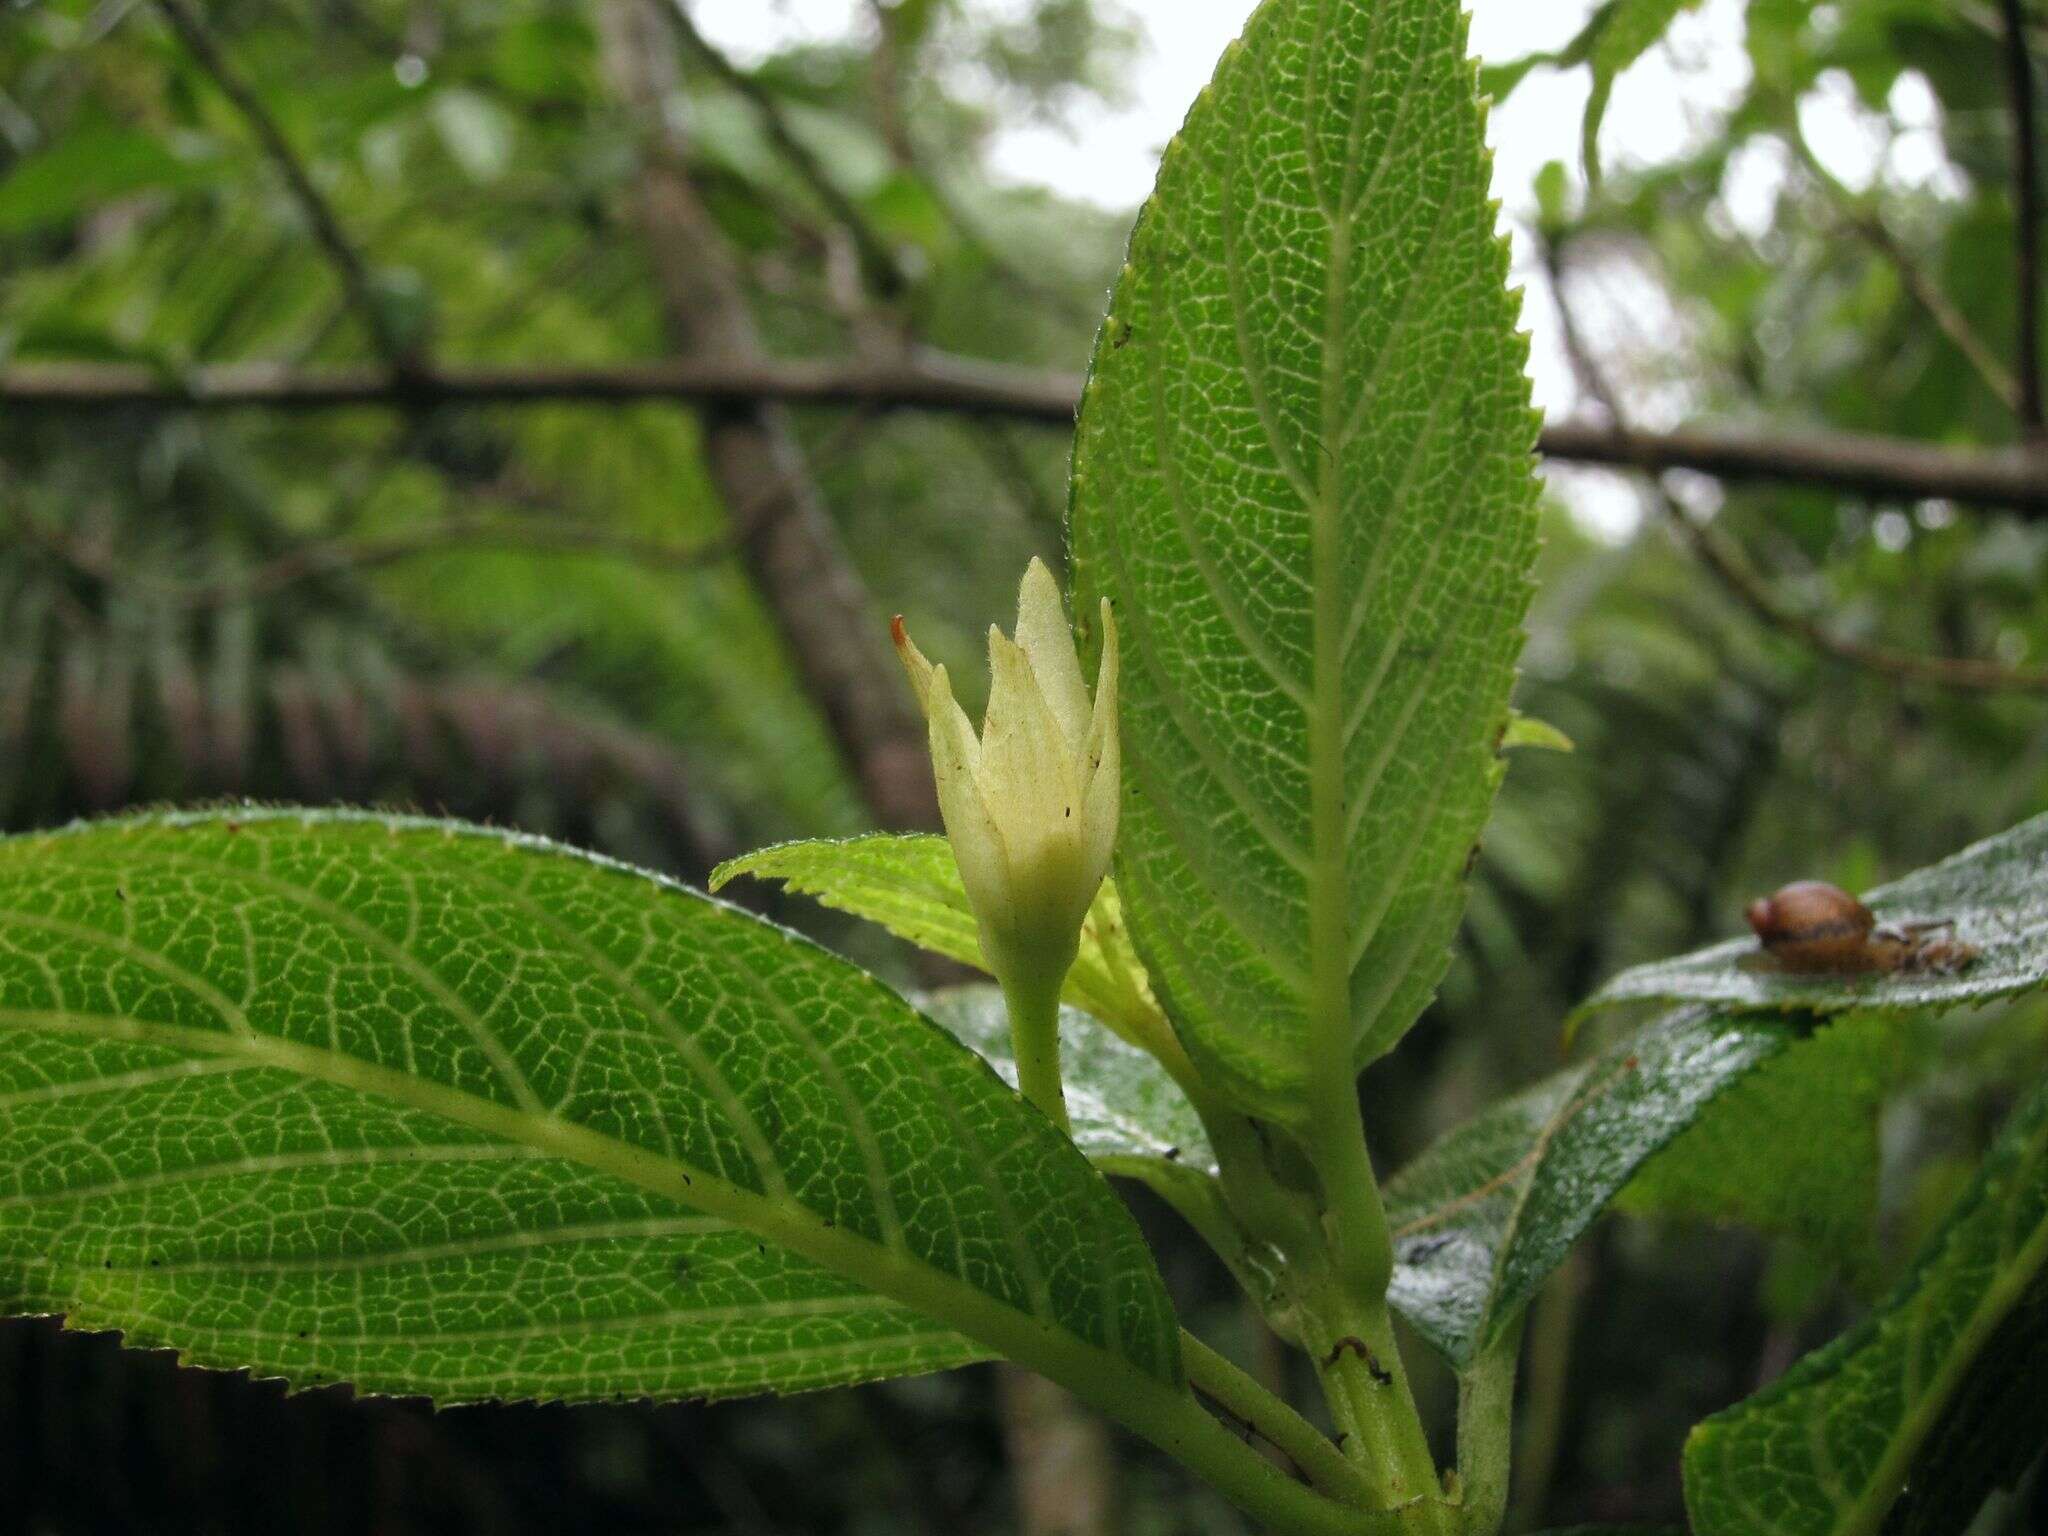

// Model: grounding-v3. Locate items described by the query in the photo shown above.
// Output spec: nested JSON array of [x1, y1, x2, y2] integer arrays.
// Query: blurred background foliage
[[1, 0, 2046, 1530]]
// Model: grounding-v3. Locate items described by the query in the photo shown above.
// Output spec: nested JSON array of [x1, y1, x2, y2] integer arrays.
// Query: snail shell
[[1745, 881, 1880, 973]]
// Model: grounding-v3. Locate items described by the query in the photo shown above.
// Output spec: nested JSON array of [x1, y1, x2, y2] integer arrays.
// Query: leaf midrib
[[1827, 1120, 2048, 1535], [0, 1000, 1148, 1394], [1688, 1111, 2048, 1536]]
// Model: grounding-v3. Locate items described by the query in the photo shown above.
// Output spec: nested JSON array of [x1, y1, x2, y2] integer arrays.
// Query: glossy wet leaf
[[920, 986, 1214, 1173], [1584, 810, 2048, 1020], [1620, 1014, 1922, 1260], [712, 835, 1164, 1048], [1384, 1009, 1789, 1365], [0, 811, 1180, 1403], [1068, 0, 1542, 1119], [1683, 1072, 2048, 1536]]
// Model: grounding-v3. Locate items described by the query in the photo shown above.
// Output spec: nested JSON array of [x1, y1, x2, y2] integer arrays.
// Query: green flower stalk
[[892, 559, 1119, 1133]]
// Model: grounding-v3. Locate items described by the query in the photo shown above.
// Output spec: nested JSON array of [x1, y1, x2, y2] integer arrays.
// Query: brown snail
[[1744, 880, 1978, 975]]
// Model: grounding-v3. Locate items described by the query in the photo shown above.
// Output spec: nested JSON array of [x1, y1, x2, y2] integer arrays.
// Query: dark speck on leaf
[[1163, 1146, 1181, 1161]]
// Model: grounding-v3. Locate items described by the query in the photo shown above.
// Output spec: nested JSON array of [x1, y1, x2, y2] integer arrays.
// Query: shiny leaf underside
[[1384, 1008, 1788, 1365]]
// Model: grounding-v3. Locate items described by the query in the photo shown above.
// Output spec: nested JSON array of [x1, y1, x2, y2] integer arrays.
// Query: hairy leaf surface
[[1068, 0, 1541, 1118], [1384, 1009, 1788, 1364], [0, 811, 1180, 1403], [1586, 810, 2048, 1018], [1683, 1073, 2048, 1536]]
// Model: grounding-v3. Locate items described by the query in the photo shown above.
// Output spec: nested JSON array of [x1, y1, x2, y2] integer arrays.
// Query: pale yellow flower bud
[[892, 560, 1119, 1128]]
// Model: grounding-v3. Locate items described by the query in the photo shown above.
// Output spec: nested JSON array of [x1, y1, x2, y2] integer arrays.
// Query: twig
[[1787, 122, 2021, 413], [662, 1, 909, 301], [7, 356, 2048, 512], [1672, 510, 2048, 691], [33, 405, 878, 612], [1545, 238, 2048, 694], [151, 0, 415, 372], [2003, 0, 2044, 437]]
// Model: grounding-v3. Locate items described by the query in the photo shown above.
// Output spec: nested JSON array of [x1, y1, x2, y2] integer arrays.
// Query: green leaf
[[1683, 1073, 2048, 1536], [1501, 711, 1575, 753], [1383, 1009, 1789, 1364], [1583, 810, 2048, 1020], [0, 810, 1180, 1404], [1620, 1014, 1922, 1260], [1067, 0, 1542, 1120], [712, 835, 1166, 1052], [0, 125, 226, 235], [920, 985, 1214, 1173]]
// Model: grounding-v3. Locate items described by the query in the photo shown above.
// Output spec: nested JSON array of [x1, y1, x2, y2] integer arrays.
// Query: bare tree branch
[[1545, 238, 2048, 695], [2004, 0, 2045, 437], [1536, 420, 2048, 512], [662, 0, 910, 303], [150, 0, 414, 372], [1673, 503, 2048, 692], [36, 410, 880, 611], [8, 355, 2047, 512]]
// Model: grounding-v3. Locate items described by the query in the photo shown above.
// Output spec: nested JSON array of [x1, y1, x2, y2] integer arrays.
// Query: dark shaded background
[[3, 0, 2047, 1528]]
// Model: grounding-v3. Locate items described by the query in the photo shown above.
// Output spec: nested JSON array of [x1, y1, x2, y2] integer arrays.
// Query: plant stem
[[1454, 1320, 1524, 1536], [1097, 1374, 1420, 1536], [1306, 1092, 1398, 1302], [1182, 1331, 1376, 1506], [1000, 966, 1072, 1134], [1509, 1252, 1586, 1531], [1301, 1294, 1448, 1529]]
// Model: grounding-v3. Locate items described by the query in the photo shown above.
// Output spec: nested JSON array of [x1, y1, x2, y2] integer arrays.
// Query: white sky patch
[[1799, 69, 1888, 191]]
